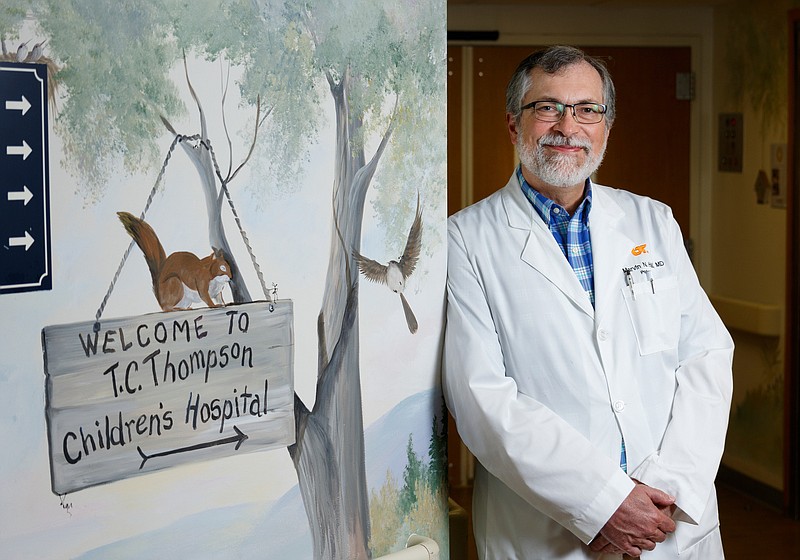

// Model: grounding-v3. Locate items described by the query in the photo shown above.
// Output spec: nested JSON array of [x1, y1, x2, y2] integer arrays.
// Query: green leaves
[[37, 0, 183, 195], [6, 0, 445, 218]]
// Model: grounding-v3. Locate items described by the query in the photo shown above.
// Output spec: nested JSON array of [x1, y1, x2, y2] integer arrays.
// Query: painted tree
[[399, 434, 427, 517], [427, 399, 448, 491], [2, 0, 445, 558]]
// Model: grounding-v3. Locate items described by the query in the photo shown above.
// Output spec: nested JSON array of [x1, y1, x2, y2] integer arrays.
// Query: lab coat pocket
[[621, 275, 680, 355]]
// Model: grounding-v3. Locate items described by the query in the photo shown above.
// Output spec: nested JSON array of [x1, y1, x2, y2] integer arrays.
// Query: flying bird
[[354, 194, 423, 334]]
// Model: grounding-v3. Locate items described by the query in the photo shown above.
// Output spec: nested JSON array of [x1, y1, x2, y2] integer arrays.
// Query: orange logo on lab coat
[[631, 244, 648, 256]]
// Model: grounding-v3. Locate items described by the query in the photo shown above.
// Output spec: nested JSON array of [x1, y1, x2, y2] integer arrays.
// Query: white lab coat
[[444, 174, 733, 559]]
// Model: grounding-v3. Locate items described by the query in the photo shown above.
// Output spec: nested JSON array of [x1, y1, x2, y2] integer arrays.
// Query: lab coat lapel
[[590, 186, 635, 323], [501, 177, 595, 317]]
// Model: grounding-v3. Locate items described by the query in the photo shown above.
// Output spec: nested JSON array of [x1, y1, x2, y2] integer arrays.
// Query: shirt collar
[[517, 166, 592, 226]]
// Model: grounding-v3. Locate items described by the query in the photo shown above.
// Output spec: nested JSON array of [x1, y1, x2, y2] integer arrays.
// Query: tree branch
[[350, 95, 398, 210], [160, 114, 177, 135], [229, 94, 272, 183], [220, 59, 234, 181], [183, 51, 208, 140]]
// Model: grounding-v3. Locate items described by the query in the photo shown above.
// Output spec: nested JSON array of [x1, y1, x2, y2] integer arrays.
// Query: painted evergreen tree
[[399, 434, 428, 517], [427, 398, 447, 491]]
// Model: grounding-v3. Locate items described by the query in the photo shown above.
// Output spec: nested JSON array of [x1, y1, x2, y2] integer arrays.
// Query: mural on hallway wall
[[723, 334, 784, 489], [0, 1, 448, 558], [717, 0, 788, 491]]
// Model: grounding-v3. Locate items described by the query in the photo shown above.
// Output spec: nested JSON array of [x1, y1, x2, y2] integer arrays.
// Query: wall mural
[[0, 1, 448, 558], [718, 0, 788, 491]]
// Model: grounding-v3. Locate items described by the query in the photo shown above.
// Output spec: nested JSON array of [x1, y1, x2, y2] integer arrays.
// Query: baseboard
[[717, 464, 784, 510]]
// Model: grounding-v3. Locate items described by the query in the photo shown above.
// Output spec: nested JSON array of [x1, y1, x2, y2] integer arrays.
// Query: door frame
[[784, 9, 800, 519]]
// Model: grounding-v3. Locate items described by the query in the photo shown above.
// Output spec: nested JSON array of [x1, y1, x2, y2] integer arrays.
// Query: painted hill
[[76, 388, 443, 559]]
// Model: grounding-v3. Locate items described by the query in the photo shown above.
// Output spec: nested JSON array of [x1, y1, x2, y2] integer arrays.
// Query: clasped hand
[[588, 482, 676, 557]]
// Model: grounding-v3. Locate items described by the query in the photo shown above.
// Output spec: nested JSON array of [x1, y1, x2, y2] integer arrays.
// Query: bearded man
[[443, 45, 733, 559]]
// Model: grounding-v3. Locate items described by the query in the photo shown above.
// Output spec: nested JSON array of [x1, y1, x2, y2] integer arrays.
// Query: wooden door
[[450, 45, 692, 236], [586, 46, 691, 235]]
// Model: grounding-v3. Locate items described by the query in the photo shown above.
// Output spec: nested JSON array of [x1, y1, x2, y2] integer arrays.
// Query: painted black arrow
[[136, 425, 248, 470]]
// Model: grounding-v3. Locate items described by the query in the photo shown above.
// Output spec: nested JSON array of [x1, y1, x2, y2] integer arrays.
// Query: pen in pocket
[[624, 269, 635, 299], [641, 269, 655, 294]]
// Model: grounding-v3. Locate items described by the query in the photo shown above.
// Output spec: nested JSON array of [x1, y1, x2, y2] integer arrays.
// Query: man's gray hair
[[506, 45, 616, 129]]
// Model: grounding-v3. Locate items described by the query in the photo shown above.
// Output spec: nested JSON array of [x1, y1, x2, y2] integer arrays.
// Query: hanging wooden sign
[[42, 301, 294, 494]]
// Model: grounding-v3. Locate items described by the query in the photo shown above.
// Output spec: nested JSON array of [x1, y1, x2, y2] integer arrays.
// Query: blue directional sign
[[0, 62, 51, 294]]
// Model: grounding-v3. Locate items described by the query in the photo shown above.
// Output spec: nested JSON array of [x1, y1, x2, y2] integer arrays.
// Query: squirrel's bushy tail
[[117, 211, 166, 295]]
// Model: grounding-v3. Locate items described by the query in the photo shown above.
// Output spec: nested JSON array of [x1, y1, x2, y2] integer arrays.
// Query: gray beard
[[517, 133, 606, 189]]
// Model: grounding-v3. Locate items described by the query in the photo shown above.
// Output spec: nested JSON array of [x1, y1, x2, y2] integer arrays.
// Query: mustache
[[537, 133, 591, 151]]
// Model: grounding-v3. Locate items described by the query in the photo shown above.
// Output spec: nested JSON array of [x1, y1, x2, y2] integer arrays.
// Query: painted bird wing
[[353, 250, 388, 285], [397, 194, 423, 279]]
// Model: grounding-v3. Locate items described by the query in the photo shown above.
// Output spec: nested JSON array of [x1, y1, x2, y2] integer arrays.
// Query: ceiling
[[448, 0, 732, 6]]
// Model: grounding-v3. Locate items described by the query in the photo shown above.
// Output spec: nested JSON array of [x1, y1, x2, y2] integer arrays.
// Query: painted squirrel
[[117, 211, 232, 312]]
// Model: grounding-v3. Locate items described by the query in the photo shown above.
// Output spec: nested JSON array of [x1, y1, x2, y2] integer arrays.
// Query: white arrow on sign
[[5, 95, 31, 116], [7, 185, 33, 205], [6, 140, 32, 160], [9, 231, 35, 251]]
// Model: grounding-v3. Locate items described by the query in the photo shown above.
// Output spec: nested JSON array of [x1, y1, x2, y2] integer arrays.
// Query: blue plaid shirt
[[518, 168, 595, 307], [518, 168, 628, 472]]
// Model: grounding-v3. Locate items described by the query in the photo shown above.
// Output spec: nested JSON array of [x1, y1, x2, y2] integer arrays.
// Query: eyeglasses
[[520, 100, 607, 124]]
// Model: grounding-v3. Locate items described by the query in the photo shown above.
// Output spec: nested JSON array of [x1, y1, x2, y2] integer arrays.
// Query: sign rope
[[201, 138, 271, 304], [93, 133, 270, 331]]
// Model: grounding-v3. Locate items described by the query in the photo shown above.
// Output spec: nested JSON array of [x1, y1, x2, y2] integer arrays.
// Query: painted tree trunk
[[176, 131, 252, 304], [175, 66, 387, 558], [289, 69, 392, 559]]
